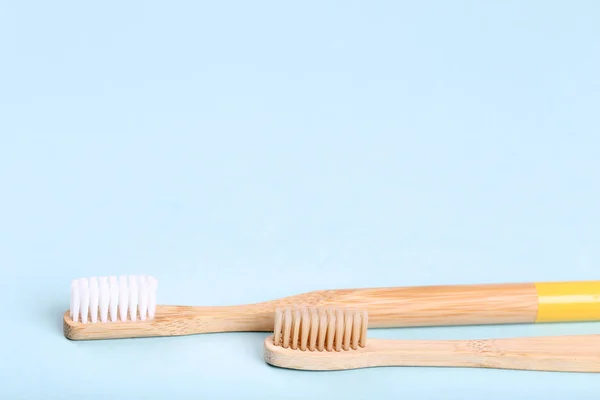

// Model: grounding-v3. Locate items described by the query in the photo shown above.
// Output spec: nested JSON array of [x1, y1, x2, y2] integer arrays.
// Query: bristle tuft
[[69, 275, 158, 323], [273, 306, 368, 352]]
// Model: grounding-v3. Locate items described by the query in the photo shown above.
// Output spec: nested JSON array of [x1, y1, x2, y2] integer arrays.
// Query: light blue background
[[1, 1, 599, 398]]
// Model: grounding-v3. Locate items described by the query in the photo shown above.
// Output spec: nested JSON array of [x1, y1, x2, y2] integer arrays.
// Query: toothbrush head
[[264, 306, 370, 370], [69, 275, 158, 324], [272, 306, 368, 352]]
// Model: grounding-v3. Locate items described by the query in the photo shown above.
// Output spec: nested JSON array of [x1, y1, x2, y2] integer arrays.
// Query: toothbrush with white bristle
[[64, 277, 600, 341], [68, 275, 157, 327]]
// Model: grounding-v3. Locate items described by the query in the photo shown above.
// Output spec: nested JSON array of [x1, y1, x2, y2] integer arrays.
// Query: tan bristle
[[272, 306, 368, 352], [300, 307, 309, 351], [308, 307, 318, 351]]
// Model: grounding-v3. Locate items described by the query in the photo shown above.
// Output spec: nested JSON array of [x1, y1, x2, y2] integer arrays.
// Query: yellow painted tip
[[535, 281, 600, 323]]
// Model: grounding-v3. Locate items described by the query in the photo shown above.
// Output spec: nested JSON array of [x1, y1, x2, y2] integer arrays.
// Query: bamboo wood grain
[[263, 334, 600, 372], [64, 282, 538, 340]]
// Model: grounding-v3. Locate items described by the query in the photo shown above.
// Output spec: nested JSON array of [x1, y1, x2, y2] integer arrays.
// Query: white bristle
[[128, 275, 139, 322], [70, 280, 80, 322], [69, 282, 73, 318], [138, 276, 149, 321], [99, 277, 109, 323], [109, 276, 119, 322], [69, 275, 158, 323], [80, 278, 90, 324], [89, 277, 99, 323], [118, 276, 129, 322], [148, 276, 158, 319]]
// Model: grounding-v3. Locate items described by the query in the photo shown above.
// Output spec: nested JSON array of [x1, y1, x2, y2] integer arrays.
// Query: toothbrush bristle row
[[70, 275, 158, 324], [273, 306, 368, 352]]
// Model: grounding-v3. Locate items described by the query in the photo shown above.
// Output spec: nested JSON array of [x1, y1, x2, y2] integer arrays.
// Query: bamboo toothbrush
[[64, 275, 600, 340], [263, 306, 600, 372]]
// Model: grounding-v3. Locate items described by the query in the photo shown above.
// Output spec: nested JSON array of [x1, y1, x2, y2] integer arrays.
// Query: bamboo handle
[[263, 335, 600, 372], [316, 281, 600, 327], [470, 334, 600, 372], [370, 335, 600, 372], [316, 283, 539, 327]]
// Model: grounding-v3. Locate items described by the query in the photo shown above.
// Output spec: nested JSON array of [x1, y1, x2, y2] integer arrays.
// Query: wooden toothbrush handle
[[309, 283, 539, 327], [264, 335, 600, 372], [366, 335, 600, 372], [467, 334, 600, 372], [306, 281, 600, 327]]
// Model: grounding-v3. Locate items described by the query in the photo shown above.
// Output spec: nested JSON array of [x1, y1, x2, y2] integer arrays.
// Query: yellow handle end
[[535, 281, 600, 323]]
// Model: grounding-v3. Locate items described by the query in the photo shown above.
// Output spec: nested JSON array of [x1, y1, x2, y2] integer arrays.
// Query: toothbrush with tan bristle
[[64, 276, 600, 340], [263, 306, 600, 372]]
